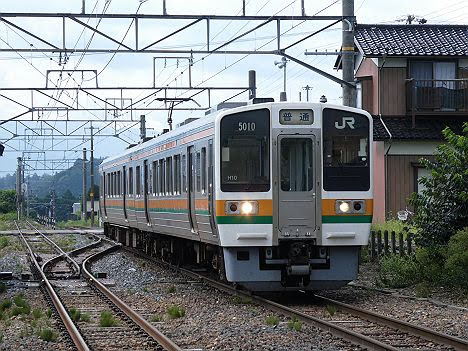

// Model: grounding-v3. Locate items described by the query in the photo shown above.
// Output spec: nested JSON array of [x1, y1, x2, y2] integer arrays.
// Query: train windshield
[[220, 109, 270, 192], [323, 108, 370, 191]]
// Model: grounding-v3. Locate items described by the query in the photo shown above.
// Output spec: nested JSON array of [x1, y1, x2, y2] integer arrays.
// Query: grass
[[38, 328, 57, 342], [0, 283, 6, 294], [99, 311, 118, 327], [167, 305, 185, 319], [56, 219, 92, 229], [287, 317, 303, 331], [80, 312, 90, 322], [0, 237, 10, 250], [32, 308, 42, 319], [415, 282, 432, 298], [265, 315, 279, 326], [231, 295, 253, 305], [150, 314, 162, 322], [0, 300, 11, 311], [325, 304, 337, 317], [45, 308, 52, 318], [69, 308, 90, 323], [166, 285, 176, 294]]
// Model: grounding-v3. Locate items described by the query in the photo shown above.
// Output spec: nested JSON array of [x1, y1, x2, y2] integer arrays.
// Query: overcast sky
[[0, 0, 467, 176]]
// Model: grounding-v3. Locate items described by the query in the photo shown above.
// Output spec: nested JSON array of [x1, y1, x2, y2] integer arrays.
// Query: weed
[[32, 308, 42, 320], [0, 282, 6, 294], [415, 282, 432, 298], [266, 315, 279, 326], [45, 308, 52, 318], [0, 310, 4, 321], [232, 295, 253, 305], [325, 304, 337, 317], [0, 299, 12, 311], [167, 305, 185, 319], [0, 237, 10, 250], [99, 311, 118, 327], [19, 326, 30, 338], [38, 328, 57, 342], [166, 285, 176, 294], [10, 305, 30, 316], [80, 312, 90, 323], [69, 308, 81, 322], [13, 294, 29, 309], [287, 317, 303, 331], [150, 314, 162, 322], [378, 255, 419, 288], [0, 332, 3, 342]]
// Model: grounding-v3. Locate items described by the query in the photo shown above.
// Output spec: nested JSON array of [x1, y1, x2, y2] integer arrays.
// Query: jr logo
[[335, 117, 355, 129]]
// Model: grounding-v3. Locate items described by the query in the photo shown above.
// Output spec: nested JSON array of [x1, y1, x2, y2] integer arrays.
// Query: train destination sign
[[279, 109, 314, 125]]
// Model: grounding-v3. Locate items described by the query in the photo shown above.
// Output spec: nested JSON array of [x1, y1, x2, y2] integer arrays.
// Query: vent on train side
[[177, 118, 198, 128], [205, 102, 247, 116]]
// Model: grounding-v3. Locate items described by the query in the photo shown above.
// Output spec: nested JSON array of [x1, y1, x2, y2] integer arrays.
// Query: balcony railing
[[406, 79, 468, 115]]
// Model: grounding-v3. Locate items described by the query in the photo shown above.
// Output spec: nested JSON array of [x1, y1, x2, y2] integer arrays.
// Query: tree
[[0, 189, 16, 214], [410, 123, 468, 247]]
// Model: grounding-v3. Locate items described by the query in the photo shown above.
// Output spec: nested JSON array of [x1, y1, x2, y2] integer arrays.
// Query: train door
[[143, 160, 150, 224], [122, 166, 127, 220], [277, 134, 317, 238], [207, 140, 217, 236], [102, 171, 107, 217], [187, 146, 199, 233]]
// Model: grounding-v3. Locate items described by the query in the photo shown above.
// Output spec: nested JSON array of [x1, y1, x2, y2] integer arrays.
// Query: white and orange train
[[99, 100, 373, 291]]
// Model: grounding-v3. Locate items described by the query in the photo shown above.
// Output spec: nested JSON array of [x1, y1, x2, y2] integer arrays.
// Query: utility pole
[[302, 85, 313, 102], [50, 190, 56, 229], [248, 70, 256, 99], [274, 57, 288, 101], [82, 148, 87, 221], [90, 126, 95, 227], [140, 115, 147, 139], [342, 0, 356, 107]]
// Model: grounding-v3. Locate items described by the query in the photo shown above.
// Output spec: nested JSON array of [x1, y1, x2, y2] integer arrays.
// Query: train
[[99, 99, 373, 291]]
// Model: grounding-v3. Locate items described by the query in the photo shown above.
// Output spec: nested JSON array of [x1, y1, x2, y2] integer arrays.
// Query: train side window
[[136, 166, 141, 196], [159, 159, 165, 196], [166, 157, 173, 195], [201, 147, 206, 194], [196, 152, 201, 192], [111, 172, 114, 196], [118, 171, 121, 196], [174, 154, 181, 195], [129, 167, 133, 195], [152, 161, 157, 196], [182, 154, 187, 192], [107, 173, 110, 197]]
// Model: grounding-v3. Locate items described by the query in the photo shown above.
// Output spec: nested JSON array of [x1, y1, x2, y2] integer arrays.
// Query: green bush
[[378, 255, 420, 288], [410, 123, 468, 247], [414, 246, 447, 284], [99, 311, 118, 327], [445, 228, 468, 290], [167, 305, 185, 319]]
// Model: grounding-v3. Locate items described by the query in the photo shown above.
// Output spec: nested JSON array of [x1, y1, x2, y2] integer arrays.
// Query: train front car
[[215, 103, 373, 291]]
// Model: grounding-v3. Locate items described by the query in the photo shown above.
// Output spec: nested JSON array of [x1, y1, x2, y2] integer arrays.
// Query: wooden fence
[[368, 230, 415, 259]]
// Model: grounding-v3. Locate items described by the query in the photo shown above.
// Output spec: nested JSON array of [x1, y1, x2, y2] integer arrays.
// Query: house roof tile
[[373, 116, 466, 141], [355, 24, 468, 57]]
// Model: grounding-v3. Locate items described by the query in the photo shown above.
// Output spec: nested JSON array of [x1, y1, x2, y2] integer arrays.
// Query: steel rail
[[14, 221, 90, 351], [315, 295, 468, 351], [82, 245, 182, 351], [124, 247, 466, 351], [25, 220, 80, 274]]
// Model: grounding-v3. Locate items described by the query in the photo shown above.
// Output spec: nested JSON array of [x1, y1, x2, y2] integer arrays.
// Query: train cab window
[[182, 154, 187, 192], [280, 138, 313, 192], [323, 108, 370, 191], [220, 109, 270, 192], [152, 161, 157, 196], [201, 147, 206, 194], [136, 166, 141, 196], [196, 152, 201, 192], [129, 167, 134, 195], [174, 155, 181, 194]]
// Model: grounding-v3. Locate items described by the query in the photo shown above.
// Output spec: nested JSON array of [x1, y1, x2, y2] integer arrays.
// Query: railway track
[[123, 246, 468, 351], [15, 221, 181, 351]]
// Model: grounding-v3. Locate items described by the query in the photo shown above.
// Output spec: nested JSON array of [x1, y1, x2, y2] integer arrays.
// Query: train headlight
[[336, 200, 351, 214], [240, 201, 258, 215]]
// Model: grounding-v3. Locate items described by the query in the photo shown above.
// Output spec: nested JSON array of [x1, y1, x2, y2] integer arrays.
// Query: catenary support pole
[[342, 0, 356, 107], [90, 126, 95, 227], [16, 157, 22, 220], [82, 148, 87, 221]]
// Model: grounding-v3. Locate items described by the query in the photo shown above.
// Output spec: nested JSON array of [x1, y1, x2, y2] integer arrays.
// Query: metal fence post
[[399, 232, 405, 256], [384, 230, 389, 255], [377, 230, 382, 257], [391, 231, 396, 254]]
